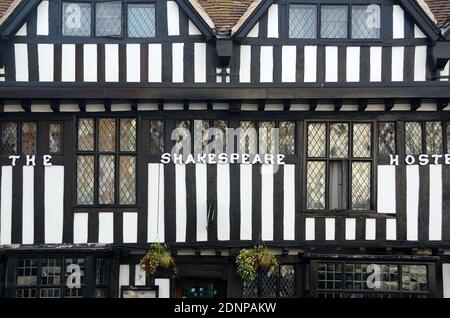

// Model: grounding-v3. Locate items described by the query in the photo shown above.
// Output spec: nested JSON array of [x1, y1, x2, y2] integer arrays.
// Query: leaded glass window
[[240, 121, 257, 155], [150, 120, 164, 154], [351, 5, 381, 39], [330, 123, 349, 158], [212, 120, 228, 154], [308, 123, 326, 157], [351, 162, 371, 210], [306, 161, 326, 210], [48, 123, 63, 154], [289, 4, 317, 39], [259, 122, 276, 155], [353, 124, 372, 158], [321, 5, 348, 39], [76, 117, 137, 206], [425, 122, 443, 155], [1, 122, 18, 156], [405, 122, 422, 155], [21, 122, 37, 155], [128, 4, 156, 38], [241, 265, 296, 298], [279, 122, 296, 155], [378, 122, 396, 157], [174, 120, 191, 156], [62, 2, 92, 36], [120, 118, 137, 151], [194, 120, 210, 155], [96, 1, 122, 37], [306, 122, 373, 211]]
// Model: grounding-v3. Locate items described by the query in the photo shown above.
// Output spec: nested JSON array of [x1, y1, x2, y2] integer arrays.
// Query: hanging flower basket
[[236, 245, 278, 282], [140, 243, 177, 277]]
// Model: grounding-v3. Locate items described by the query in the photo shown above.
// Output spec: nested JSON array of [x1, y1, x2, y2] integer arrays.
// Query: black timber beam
[[1, 85, 450, 99], [0, 0, 41, 36], [233, 0, 275, 40]]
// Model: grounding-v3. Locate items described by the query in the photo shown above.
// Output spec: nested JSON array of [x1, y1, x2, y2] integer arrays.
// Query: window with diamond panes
[[128, 3, 156, 38], [48, 123, 63, 154], [279, 122, 296, 155], [150, 120, 164, 155], [21, 122, 37, 155], [96, 1, 122, 37], [174, 120, 191, 155], [194, 120, 210, 155], [259, 122, 276, 155], [351, 5, 381, 39], [306, 161, 326, 210], [76, 117, 137, 206], [321, 5, 348, 39], [353, 124, 372, 158], [425, 122, 443, 155], [62, 2, 92, 36], [16, 257, 86, 298], [289, 4, 317, 38], [306, 122, 373, 211], [241, 265, 296, 298], [405, 122, 422, 155], [1, 122, 18, 156], [240, 122, 257, 155], [378, 122, 396, 157], [211, 120, 228, 154]]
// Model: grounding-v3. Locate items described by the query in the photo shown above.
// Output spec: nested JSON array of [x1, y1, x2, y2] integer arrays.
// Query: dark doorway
[[176, 279, 226, 298]]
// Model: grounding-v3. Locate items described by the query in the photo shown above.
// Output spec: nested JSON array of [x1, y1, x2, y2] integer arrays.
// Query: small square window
[[352, 5, 381, 39], [289, 5, 317, 39], [62, 2, 92, 36], [128, 4, 156, 38], [96, 2, 122, 37], [321, 5, 348, 39]]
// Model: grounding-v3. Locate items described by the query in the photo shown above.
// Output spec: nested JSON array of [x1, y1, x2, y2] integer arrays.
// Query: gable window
[[76, 117, 137, 206], [96, 1, 122, 37], [289, 4, 381, 39], [289, 4, 317, 39], [321, 5, 348, 39], [352, 5, 381, 39], [128, 3, 156, 38], [306, 122, 373, 211], [62, 2, 92, 36]]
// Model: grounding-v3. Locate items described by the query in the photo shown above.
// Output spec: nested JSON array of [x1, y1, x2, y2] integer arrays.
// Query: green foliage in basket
[[236, 245, 278, 282], [140, 243, 177, 276]]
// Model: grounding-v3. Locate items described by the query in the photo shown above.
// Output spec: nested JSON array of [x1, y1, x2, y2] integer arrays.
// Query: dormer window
[[62, 1, 156, 38], [289, 3, 381, 39]]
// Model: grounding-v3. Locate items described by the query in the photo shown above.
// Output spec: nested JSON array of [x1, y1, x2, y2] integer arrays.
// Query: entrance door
[[176, 279, 226, 298]]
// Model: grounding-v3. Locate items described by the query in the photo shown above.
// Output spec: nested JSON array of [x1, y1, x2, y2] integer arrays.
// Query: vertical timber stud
[[396, 121, 407, 241]]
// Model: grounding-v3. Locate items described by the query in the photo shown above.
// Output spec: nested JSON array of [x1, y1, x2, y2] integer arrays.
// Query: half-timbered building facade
[[1, 0, 450, 298]]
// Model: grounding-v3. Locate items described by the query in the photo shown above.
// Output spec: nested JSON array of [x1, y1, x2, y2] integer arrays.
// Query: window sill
[[300, 210, 396, 218]]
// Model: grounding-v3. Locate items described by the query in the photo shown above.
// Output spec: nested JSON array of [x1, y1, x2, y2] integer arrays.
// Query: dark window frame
[[312, 261, 431, 298], [15, 256, 87, 299], [0, 121, 39, 157], [75, 115, 138, 208], [241, 264, 297, 298], [61, 0, 157, 38], [304, 120, 375, 212], [46, 122, 64, 156], [287, 2, 382, 41], [404, 121, 445, 156]]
